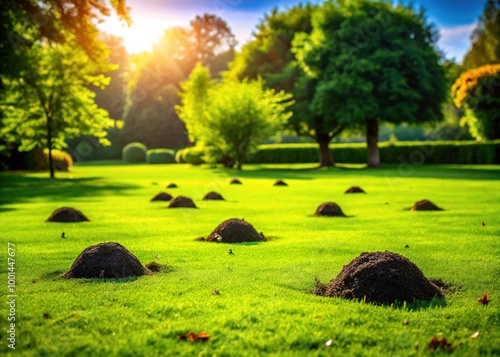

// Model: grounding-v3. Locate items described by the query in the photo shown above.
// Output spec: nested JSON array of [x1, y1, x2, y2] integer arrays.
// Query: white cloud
[[438, 23, 476, 62]]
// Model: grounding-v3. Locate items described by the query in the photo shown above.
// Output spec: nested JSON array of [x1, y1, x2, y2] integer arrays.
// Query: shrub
[[28, 148, 73, 171], [175, 149, 186, 163], [183, 147, 205, 165], [252, 141, 500, 165], [122, 142, 147, 163], [147, 149, 175, 164]]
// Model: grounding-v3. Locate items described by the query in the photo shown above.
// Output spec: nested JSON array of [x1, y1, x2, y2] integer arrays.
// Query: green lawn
[[0, 163, 499, 356]]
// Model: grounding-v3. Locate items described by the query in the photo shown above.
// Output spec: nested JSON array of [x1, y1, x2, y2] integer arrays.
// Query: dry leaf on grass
[[477, 291, 490, 305], [179, 332, 211, 342]]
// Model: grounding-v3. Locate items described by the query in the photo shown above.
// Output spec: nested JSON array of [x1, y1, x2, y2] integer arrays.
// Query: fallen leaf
[[212, 290, 220, 295], [179, 332, 211, 342], [471, 331, 479, 339], [477, 291, 490, 305], [428, 336, 453, 352]]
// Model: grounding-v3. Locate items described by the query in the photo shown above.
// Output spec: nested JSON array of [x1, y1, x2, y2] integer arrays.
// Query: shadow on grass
[[0, 173, 141, 206], [207, 163, 500, 181]]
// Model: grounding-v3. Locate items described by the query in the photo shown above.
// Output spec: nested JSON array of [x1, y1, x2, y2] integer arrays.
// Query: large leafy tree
[[0, 36, 114, 178], [0, 0, 130, 84], [122, 14, 236, 149], [463, 0, 500, 69], [176, 64, 292, 170], [452, 64, 500, 140], [0, 0, 129, 170], [229, 4, 343, 167], [293, 0, 447, 167]]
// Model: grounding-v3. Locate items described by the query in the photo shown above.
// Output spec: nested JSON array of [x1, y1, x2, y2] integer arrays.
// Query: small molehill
[[46, 207, 90, 222], [314, 202, 346, 217], [64, 242, 150, 279], [205, 218, 265, 243], [273, 179, 288, 186], [151, 192, 173, 201], [230, 178, 242, 185], [145, 261, 162, 273], [411, 199, 442, 211], [203, 192, 225, 201], [345, 186, 365, 194], [314, 251, 442, 305], [166, 183, 178, 188], [169, 196, 197, 208]]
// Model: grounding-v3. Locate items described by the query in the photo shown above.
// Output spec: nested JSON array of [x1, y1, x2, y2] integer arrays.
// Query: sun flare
[[99, 14, 170, 54]]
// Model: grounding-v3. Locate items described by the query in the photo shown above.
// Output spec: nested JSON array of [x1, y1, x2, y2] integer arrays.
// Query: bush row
[[121, 143, 205, 165], [252, 141, 500, 165]]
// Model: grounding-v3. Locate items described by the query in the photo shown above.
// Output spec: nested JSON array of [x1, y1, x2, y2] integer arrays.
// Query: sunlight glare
[[99, 14, 170, 54]]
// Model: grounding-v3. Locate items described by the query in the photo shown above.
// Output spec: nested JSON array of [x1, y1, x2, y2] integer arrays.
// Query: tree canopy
[[463, 0, 500, 69], [0, 36, 114, 178], [177, 63, 292, 169], [293, 0, 447, 167], [452, 64, 500, 140], [229, 4, 344, 166], [121, 14, 236, 149]]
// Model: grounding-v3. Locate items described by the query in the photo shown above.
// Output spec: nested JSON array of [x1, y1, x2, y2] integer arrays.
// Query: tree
[[176, 64, 292, 169], [0, 0, 130, 84], [0, 0, 129, 170], [452, 64, 500, 140], [463, 0, 500, 69], [122, 14, 236, 149], [0, 36, 113, 178], [229, 4, 342, 167], [293, 0, 447, 167]]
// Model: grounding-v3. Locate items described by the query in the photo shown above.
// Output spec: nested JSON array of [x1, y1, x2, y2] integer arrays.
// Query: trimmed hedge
[[252, 141, 500, 165], [147, 149, 175, 164], [41, 149, 73, 171], [183, 147, 205, 165], [122, 142, 147, 163], [175, 149, 186, 163]]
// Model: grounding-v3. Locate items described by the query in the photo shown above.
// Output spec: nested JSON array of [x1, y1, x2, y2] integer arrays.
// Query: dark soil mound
[[168, 196, 197, 208], [411, 199, 442, 211], [314, 202, 346, 217], [205, 218, 265, 243], [230, 178, 242, 185], [64, 242, 150, 279], [151, 192, 173, 201], [46, 207, 90, 222], [203, 192, 225, 201], [345, 186, 365, 193], [273, 179, 288, 186], [166, 183, 178, 188], [145, 261, 161, 272], [315, 251, 442, 305]]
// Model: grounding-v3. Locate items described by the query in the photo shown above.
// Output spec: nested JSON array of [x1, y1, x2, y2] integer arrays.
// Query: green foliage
[[122, 142, 147, 163], [253, 141, 500, 165], [452, 64, 500, 140], [0, 33, 114, 177], [463, 0, 500, 69], [121, 14, 236, 149], [175, 149, 186, 163], [177, 64, 293, 169], [293, 0, 447, 167], [147, 149, 175, 164], [183, 146, 205, 165]]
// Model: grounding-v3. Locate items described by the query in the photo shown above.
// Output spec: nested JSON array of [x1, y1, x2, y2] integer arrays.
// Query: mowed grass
[[0, 162, 499, 356]]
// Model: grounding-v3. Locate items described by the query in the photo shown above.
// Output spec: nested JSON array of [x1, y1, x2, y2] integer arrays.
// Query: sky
[[99, 0, 485, 63]]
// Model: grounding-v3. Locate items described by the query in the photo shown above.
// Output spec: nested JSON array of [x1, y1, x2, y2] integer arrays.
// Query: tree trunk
[[316, 133, 334, 167], [47, 116, 55, 178], [366, 119, 380, 168]]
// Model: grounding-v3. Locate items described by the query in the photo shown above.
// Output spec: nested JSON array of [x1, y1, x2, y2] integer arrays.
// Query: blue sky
[[100, 0, 485, 62]]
